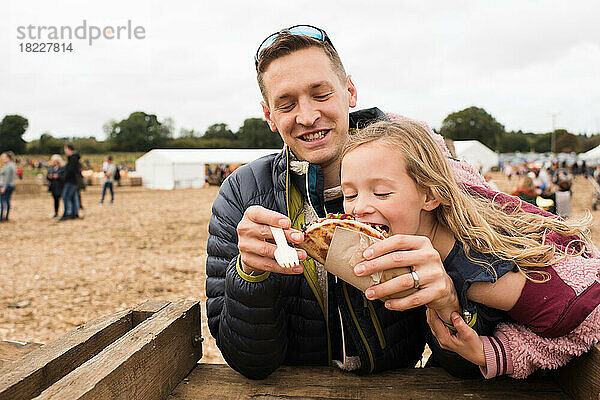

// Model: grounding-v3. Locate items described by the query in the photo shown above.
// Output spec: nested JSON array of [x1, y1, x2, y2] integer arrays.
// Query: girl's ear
[[422, 189, 440, 211]]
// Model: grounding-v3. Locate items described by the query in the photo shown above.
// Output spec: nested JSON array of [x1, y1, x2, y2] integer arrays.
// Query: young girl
[[340, 119, 600, 379]]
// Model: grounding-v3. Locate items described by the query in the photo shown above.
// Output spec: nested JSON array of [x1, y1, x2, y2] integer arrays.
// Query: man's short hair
[[107, 155, 113, 161], [256, 31, 347, 103], [65, 143, 75, 151]]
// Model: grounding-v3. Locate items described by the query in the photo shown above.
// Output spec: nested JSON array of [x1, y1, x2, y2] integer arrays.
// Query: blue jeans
[[0, 185, 15, 218], [101, 182, 113, 203], [61, 183, 80, 216]]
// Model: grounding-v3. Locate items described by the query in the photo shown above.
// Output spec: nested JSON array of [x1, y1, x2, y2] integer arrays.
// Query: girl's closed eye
[[344, 194, 357, 201], [374, 192, 392, 198]]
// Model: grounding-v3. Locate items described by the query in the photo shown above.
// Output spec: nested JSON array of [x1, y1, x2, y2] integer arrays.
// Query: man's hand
[[237, 205, 306, 275], [353, 234, 460, 321], [426, 309, 486, 367]]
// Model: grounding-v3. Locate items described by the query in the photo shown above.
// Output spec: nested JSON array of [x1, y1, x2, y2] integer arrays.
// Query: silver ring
[[411, 271, 420, 290]]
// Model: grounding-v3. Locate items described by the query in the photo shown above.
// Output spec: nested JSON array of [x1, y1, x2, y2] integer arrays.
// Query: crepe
[[298, 214, 388, 265]]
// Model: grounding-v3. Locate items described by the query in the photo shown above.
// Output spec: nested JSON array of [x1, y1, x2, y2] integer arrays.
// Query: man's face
[[261, 47, 357, 167]]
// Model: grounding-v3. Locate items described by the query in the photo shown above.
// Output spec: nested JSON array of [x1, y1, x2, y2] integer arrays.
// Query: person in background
[[0, 151, 17, 222], [59, 143, 82, 221], [77, 161, 85, 211], [594, 165, 600, 185], [555, 178, 573, 218], [503, 163, 514, 180], [537, 167, 552, 192], [99, 155, 116, 204], [46, 154, 65, 218], [16, 165, 23, 180], [511, 176, 537, 205]]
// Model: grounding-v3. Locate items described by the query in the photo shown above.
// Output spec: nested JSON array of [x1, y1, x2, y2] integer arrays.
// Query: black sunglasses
[[254, 24, 335, 68]]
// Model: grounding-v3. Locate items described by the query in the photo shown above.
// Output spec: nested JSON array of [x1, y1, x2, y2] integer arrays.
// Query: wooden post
[[0, 310, 132, 400], [557, 343, 600, 400], [0, 342, 42, 370], [35, 299, 202, 400], [131, 299, 170, 327]]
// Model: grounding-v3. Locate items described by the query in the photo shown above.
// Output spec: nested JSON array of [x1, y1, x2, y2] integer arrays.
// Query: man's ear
[[261, 101, 278, 133], [346, 75, 357, 108], [422, 189, 440, 211]]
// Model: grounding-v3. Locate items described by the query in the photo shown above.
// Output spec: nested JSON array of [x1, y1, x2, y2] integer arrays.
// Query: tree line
[[0, 112, 283, 155], [0, 108, 598, 155]]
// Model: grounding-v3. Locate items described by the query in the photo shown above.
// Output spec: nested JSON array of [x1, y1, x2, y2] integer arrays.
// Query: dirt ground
[[1, 172, 600, 365]]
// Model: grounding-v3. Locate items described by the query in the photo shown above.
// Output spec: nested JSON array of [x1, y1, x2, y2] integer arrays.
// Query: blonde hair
[[50, 154, 64, 166], [519, 176, 535, 192], [341, 120, 593, 279]]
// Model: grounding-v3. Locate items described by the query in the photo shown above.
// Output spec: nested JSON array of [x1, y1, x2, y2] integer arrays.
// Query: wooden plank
[[557, 343, 600, 400], [0, 341, 43, 370], [131, 300, 171, 327], [0, 309, 132, 400], [170, 364, 568, 400], [36, 299, 202, 400]]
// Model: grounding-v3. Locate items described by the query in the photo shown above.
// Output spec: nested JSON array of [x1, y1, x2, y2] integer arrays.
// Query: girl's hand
[[426, 308, 486, 367], [355, 234, 460, 321]]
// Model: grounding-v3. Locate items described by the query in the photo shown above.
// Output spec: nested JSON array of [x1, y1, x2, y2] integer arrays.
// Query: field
[[1, 172, 600, 365]]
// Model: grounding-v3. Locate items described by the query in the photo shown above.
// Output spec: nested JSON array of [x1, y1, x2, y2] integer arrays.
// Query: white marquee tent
[[135, 148, 281, 190], [580, 145, 600, 164], [452, 140, 498, 173]]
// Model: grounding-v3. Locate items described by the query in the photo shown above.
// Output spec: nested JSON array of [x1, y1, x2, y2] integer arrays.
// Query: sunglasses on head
[[254, 24, 335, 69]]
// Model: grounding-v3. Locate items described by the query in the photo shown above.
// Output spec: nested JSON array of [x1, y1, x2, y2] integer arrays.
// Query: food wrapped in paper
[[324, 227, 416, 301]]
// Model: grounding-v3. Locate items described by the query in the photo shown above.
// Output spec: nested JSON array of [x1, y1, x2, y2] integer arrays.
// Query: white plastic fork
[[270, 226, 300, 268]]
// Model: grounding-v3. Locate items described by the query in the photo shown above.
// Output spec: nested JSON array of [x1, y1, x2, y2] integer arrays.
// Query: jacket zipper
[[285, 147, 332, 365], [343, 282, 374, 373]]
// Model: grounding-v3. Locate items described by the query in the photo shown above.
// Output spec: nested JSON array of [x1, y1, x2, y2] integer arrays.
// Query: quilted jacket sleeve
[[205, 166, 289, 380]]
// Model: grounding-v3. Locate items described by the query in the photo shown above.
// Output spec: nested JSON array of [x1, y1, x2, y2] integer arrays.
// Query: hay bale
[[14, 181, 42, 196], [130, 177, 142, 186]]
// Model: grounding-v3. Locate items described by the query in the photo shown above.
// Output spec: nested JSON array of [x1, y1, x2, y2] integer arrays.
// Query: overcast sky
[[1, 0, 599, 141]]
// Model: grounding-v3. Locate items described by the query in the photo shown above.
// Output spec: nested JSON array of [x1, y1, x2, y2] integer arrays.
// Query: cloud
[[1, 0, 599, 142]]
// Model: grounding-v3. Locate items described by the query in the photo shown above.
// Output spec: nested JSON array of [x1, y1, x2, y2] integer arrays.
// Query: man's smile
[[298, 129, 331, 143]]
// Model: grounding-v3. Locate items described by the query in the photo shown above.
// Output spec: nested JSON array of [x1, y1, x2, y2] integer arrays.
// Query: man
[[59, 143, 81, 221], [99, 155, 116, 204], [206, 25, 459, 380]]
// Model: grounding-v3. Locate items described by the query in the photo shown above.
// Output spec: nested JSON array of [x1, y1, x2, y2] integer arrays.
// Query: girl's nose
[[351, 197, 374, 216]]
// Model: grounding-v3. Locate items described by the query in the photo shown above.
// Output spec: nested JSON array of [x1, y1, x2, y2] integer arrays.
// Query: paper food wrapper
[[324, 227, 416, 301]]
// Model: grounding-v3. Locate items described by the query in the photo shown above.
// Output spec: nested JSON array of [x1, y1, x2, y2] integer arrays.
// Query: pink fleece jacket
[[468, 184, 600, 379], [480, 257, 600, 378], [386, 113, 600, 379]]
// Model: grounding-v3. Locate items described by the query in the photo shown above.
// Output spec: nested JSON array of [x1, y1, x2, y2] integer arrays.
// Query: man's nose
[[295, 99, 320, 126]]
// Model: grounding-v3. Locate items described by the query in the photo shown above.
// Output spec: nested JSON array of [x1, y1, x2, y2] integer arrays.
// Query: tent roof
[[452, 140, 495, 156], [581, 144, 600, 161], [136, 148, 282, 164]]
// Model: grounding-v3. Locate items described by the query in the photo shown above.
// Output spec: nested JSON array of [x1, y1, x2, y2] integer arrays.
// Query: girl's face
[[341, 141, 434, 236], [0, 154, 7, 163]]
